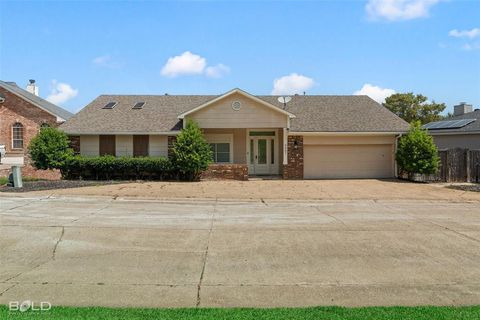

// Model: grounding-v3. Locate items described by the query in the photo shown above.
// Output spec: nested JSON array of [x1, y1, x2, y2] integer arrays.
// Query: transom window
[[210, 143, 230, 163], [12, 123, 24, 149], [249, 131, 275, 136]]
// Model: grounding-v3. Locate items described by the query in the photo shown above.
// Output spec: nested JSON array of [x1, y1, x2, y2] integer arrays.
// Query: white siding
[[116, 135, 133, 157], [187, 93, 288, 128], [149, 135, 168, 157], [80, 135, 99, 157]]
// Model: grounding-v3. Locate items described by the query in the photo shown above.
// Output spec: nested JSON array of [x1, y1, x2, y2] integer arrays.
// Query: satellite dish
[[277, 96, 292, 104]]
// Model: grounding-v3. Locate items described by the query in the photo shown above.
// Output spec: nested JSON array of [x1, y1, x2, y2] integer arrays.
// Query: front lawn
[[1, 305, 479, 320]]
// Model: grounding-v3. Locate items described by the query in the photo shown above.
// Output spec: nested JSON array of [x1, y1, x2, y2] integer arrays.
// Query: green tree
[[383, 93, 446, 124], [171, 120, 212, 181], [396, 121, 439, 176], [28, 127, 73, 171]]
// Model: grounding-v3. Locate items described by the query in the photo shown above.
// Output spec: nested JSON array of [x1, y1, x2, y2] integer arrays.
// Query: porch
[[202, 128, 288, 180]]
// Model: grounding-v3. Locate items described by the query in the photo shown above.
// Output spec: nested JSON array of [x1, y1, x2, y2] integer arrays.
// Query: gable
[[185, 92, 289, 128], [0, 87, 57, 125]]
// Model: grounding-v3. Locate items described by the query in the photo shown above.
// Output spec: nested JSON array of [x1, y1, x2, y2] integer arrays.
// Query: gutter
[[289, 131, 407, 136], [60, 131, 182, 135], [427, 130, 480, 136]]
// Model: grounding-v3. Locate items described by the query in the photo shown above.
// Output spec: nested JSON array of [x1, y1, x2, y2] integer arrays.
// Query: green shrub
[[28, 127, 73, 171], [396, 121, 440, 176], [171, 120, 212, 181], [62, 156, 173, 180]]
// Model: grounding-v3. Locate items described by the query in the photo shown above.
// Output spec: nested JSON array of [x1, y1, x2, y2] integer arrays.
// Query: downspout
[[394, 134, 402, 178]]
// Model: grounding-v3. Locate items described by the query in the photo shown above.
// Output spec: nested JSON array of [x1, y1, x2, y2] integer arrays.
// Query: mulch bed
[[447, 184, 480, 193], [0, 180, 128, 192]]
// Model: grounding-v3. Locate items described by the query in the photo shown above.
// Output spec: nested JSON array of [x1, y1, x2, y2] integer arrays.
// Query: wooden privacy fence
[[408, 148, 480, 183]]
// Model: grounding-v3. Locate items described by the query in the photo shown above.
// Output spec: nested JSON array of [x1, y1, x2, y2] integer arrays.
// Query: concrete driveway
[[1, 195, 480, 308]]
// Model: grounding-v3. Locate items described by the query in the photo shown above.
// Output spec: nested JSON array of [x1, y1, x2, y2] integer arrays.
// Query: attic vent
[[103, 102, 117, 109], [133, 102, 145, 109], [231, 101, 241, 111]]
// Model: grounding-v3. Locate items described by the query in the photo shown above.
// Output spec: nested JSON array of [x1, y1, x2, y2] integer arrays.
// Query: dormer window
[[133, 102, 145, 109], [103, 102, 117, 109]]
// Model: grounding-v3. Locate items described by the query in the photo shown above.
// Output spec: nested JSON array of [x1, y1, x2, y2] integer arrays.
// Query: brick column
[[167, 136, 177, 158], [282, 135, 303, 179]]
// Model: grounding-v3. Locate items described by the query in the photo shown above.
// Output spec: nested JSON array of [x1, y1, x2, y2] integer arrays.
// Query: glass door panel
[[250, 139, 254, 164], [257, 139, 267, 164]]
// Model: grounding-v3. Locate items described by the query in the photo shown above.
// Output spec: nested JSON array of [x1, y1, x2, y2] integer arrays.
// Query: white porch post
[[283, 128, 288, 165]]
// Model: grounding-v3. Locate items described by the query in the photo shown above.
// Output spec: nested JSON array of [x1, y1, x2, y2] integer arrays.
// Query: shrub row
[[61, 156, 174, 180]]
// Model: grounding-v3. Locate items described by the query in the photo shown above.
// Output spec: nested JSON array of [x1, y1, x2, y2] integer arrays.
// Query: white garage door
[[304, 144, 394, 179]]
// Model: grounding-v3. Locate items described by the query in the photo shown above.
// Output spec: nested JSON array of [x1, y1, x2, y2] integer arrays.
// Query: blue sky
[[1, 0, 479, 113]]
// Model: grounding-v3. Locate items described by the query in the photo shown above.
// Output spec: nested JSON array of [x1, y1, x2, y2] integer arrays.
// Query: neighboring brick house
[[61, 88, 409, 180], [0, 80, 73, 179]]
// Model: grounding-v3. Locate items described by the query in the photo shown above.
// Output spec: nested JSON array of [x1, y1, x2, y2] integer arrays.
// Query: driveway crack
[[0, 283, 17, 297], [69, 201, 112, 223], [314, 206, 349, 229], [196, 200, 216, 307], [52, 226, 65, 260], [3, 226, 65, 283]]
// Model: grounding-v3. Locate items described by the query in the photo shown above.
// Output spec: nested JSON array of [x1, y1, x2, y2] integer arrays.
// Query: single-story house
[[60, 88, 409, 179], [0, 79, 73, 179], [423, 102, 480, 150]]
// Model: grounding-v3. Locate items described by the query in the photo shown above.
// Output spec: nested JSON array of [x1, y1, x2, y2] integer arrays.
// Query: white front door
[[248, 131, 277, 175]]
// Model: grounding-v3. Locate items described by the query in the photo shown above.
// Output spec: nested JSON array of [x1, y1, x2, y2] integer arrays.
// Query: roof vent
[[102, 102, 117, 109], [133, 102, 145, 109]]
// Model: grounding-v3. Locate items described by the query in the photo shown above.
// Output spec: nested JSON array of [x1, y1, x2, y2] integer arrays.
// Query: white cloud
[[462, 43, 480, 51], [205, 64, 230, 78], [92, 55, 122, 68], [449, 28, 480, 39], [354, 84, 396, 103], [366, 0, 440, 21], [271, 73, 314, 95], [46, 80, 78, 105], [161, 51, 206, 77]]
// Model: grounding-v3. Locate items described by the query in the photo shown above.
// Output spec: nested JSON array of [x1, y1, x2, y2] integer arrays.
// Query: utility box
[[11, 166, 23, 188]]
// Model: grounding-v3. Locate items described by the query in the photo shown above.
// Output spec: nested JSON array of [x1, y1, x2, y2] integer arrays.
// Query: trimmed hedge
[[61, 156, 174, 180]]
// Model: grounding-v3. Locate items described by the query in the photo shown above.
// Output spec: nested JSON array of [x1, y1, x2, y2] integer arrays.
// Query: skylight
[[133, 102, 145, 109], [103, 102, 117, 109]]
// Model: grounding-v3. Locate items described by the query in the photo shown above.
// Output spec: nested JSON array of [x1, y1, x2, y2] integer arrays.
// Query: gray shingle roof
[[426, 109, 480, 133], [0, 80, 74, 121], [60, 93, 409, 134]]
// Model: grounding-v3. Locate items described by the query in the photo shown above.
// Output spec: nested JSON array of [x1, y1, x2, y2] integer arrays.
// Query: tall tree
[[383, 93, 446, 124]]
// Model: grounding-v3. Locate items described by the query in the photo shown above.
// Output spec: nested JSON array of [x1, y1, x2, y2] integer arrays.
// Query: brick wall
[[201, 164, 249, 181], [282, 135, 304, 179], [0, 86, 62, 180]]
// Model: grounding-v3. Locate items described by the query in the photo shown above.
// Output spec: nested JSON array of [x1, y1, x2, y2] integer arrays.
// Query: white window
[[210, 143, 230, 163], [204, 134, 233, 164], [12, 123, 23, 149]]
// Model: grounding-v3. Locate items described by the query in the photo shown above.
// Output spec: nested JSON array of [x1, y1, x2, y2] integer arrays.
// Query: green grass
[[1, 305, 479, 320], [0, 176, 43, 185]]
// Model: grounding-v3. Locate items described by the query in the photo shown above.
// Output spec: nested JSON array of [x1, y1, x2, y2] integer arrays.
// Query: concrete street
[[1, 195, 480, 308]]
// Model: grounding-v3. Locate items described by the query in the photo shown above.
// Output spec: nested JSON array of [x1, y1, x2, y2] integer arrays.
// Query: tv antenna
[[277, 96, 292, 109]]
